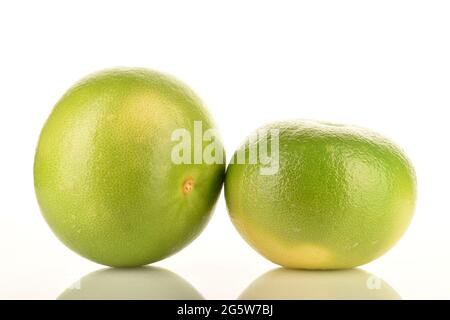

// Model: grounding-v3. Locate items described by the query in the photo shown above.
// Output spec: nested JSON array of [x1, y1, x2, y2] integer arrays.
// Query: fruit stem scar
[[183, 178, 195, 194]]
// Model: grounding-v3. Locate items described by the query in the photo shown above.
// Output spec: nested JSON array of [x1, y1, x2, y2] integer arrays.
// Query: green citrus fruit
[[34, 68, 225, 267], [225, 120, 416, 269]]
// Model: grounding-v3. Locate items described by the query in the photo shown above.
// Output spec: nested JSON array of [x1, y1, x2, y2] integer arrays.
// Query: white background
[[0, 0, 449, 300]]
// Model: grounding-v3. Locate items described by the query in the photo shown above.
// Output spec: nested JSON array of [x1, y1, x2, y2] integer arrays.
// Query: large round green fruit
[[225, 120, 416, 269], [34, 68, 225, 267]]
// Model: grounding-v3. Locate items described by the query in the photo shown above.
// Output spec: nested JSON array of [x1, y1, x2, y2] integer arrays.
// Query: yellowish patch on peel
[[114, 91, 178, 144], [280, 244, 333, 269], [265, 242, 333, 270], [234, 218, 334, 269]]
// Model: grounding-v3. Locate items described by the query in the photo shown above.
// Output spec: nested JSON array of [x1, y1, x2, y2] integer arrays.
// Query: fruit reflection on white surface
[[239, 268, 400, 300], [58, 267, 203, 300]]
